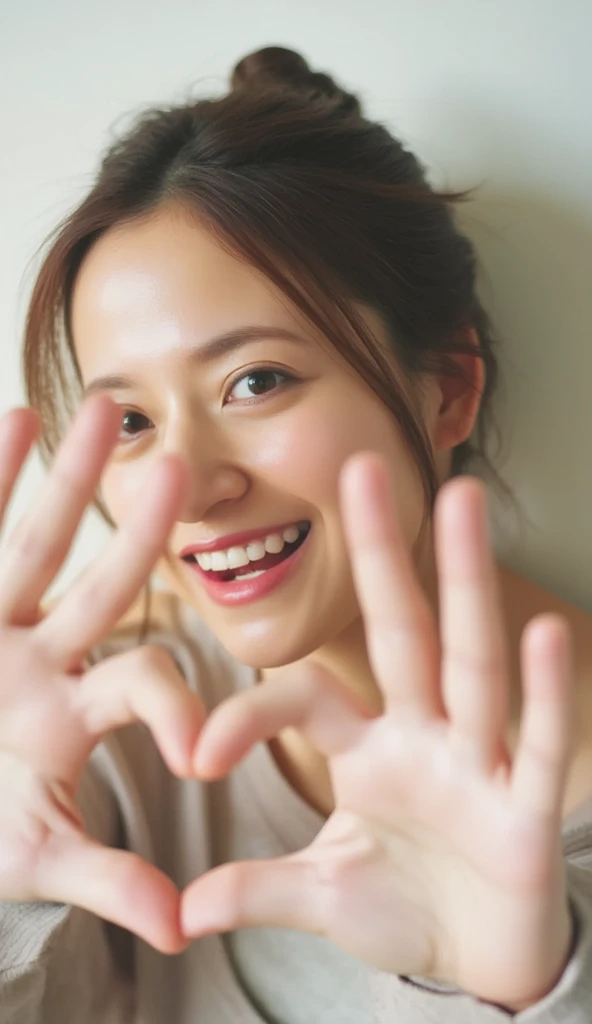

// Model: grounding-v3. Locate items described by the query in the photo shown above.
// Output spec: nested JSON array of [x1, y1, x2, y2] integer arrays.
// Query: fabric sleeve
[[514, 848, 592, 1023]]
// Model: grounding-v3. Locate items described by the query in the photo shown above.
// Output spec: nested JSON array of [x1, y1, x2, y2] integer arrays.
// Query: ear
[[430, 328, 485, 452]]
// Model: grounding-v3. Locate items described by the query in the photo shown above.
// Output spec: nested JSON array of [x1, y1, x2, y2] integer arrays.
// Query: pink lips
[[182, 528, 311, 607]]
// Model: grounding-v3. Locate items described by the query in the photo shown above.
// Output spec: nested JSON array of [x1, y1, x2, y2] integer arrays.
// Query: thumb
[[181, 853, 323, 938], [36, 829, 186, 954]]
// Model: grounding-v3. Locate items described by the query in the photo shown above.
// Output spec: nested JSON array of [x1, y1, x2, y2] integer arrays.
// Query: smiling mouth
[[182, 521, 311, 583]]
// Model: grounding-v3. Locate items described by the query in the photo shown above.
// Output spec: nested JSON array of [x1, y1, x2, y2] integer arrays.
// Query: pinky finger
[[511, 614, 574, 818], [36, 830, 185, 954]]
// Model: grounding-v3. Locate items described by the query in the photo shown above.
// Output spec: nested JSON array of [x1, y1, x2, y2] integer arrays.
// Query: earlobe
[[432, 335, 485, 453]]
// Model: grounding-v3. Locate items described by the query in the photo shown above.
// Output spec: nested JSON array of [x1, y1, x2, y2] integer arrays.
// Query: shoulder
[[499, 565, 592, 819]]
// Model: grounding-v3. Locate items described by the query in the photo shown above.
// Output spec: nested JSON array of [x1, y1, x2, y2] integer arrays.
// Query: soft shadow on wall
[[403, 93, 592, 613], [460, 190, 592, 613]]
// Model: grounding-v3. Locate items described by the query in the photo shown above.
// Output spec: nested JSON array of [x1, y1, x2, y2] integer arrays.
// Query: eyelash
[[118, 366, 297, 441]]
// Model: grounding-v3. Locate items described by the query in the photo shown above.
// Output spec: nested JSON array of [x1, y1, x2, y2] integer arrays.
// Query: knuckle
[[48, 464, 88, 503], [235, 695, 262, 734], [7, 525, 54, 575], [313, 855, 346, 891], [518, 738, 558, 771], [75, 576, 113, 616], [446, 645, 505, 680], [223, 862, 252, 915], [110, 852, 146, 892]]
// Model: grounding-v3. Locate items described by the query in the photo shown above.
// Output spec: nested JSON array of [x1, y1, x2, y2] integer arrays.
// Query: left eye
[[227, 368, 291, 402]]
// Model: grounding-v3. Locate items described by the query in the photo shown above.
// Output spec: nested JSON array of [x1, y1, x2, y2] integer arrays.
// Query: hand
[[182, 452, 574, 1009], [0, 397, 203, 953]]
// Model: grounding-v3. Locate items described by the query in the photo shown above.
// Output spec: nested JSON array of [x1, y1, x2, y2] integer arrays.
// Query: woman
[[1, 46, 591, 1023]]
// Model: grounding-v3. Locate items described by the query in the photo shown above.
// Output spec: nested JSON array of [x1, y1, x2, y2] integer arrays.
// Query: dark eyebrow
[[82, 325, 306, 396]]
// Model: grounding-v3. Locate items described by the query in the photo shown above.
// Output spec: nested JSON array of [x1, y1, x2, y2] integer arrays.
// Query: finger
[[436, 477, 508, 772], [339, 452, 441, 719], [511, 614, 573, 818], [0, 408, 40, 527], [182, 855, 319, 938], [74, 645, 205, 779], [194, 664, 370, 777], [37, 830, 185, 954], [37, 455, 188, 667], [0, 396, 121, 624]]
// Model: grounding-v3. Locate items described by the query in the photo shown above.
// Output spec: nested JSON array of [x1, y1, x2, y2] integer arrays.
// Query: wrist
[[497, 904, 577, 1014]]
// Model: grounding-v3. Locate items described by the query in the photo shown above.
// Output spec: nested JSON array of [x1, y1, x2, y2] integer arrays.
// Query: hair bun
[[230, 46, 361, 116]]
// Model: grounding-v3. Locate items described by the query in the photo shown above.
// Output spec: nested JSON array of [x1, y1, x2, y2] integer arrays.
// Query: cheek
[[285, 396, 424, 550], [247, 394, 422, 528], [247, 403, 364, 505]]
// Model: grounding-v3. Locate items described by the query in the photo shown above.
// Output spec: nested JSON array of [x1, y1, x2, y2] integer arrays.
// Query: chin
[[160, 557, 356, 669], [211, 620, 325, 670]]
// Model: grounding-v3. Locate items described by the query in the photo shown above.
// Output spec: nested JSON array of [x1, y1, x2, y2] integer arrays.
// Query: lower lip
[[183, 531, 311, 607]]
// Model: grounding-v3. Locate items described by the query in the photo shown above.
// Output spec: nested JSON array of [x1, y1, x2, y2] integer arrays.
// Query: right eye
[[120, 410, 153, 440]]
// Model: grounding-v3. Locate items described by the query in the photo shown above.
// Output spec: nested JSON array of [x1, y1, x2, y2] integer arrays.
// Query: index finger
[[339, 452, 441, 720], [36, 455, 188, 667]]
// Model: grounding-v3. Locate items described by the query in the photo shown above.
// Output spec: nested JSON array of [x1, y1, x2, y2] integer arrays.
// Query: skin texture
[[71, 203, 592, 820], [72, 203, 479, 686], [71, 202, 484, 819], [55, 201, 592, 1008]]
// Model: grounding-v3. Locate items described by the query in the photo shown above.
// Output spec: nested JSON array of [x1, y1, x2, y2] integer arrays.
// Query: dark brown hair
[[24, 45, 499, 511]]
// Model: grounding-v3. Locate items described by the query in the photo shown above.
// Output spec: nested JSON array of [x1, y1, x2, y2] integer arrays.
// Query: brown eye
[[228, 368, 293, 402], [246, 370, 279, 395], [120, 410, 152, 437]]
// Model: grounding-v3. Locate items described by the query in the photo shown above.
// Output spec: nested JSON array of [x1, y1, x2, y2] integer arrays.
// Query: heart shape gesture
[[0, 398, 205, 954], [0, 396, 575, 1013], [182, 453, 574, 1012]]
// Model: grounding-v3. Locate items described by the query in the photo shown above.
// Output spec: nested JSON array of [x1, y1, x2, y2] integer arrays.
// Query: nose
[[162, 414, 250, 523]]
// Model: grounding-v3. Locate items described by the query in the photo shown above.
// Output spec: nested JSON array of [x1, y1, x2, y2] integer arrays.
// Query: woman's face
[[72, 205, 448, 668]]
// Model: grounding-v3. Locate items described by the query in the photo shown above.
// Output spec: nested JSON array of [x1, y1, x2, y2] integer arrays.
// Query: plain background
[[1, 0, 591, 608]]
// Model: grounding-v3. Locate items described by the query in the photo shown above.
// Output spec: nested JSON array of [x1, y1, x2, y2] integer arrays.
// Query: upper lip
[[179, 520, 309, 557]]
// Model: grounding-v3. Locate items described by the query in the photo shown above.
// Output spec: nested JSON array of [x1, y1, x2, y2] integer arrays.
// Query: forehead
[[71, 205, 300, 374]]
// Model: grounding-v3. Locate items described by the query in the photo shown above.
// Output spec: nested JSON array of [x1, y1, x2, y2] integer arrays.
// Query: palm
[[183, 453, 573, 1009], [310, 713, 556, 993]]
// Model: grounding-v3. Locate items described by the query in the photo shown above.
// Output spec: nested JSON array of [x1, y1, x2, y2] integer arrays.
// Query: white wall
[[1, 0, 591, 608]]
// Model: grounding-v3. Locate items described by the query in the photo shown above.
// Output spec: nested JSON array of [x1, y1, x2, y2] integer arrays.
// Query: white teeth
[[210, 550, 230, 572], [227, 546, 250, 569], [264, 533, 285, 554], [246, 540, 266, 561], [189, 522, 307, 573], [236, 568, 266, 580]]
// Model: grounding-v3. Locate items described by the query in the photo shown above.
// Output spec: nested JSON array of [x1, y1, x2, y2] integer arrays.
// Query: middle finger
[[37, 454, 188, 668], [436, 477, 509, 772]]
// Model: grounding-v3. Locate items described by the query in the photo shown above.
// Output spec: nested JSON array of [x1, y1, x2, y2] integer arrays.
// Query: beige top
[[1, 599, 591, 1024]]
